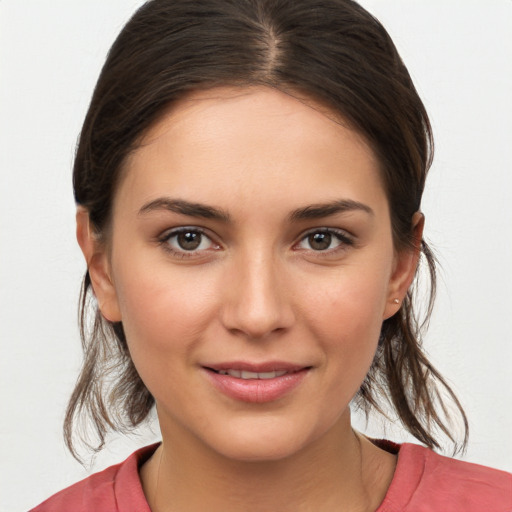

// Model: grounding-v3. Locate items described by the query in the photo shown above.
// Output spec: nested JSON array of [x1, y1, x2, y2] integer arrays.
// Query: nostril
[[219, 268, 295, 338]]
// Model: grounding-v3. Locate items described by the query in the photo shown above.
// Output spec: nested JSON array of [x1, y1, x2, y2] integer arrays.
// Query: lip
[[204, 361, 306, 373], [202, 361, 311, 403]]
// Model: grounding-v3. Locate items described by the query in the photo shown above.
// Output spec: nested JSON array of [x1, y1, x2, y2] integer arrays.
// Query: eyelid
[[293, 227, 355, 251], [155, 225, 355, 259], [157, 226, 221, 258]]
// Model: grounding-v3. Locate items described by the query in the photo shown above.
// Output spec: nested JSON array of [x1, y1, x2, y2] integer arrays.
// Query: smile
[[213, 369, 289, 379], [203, 363, 311, 403]]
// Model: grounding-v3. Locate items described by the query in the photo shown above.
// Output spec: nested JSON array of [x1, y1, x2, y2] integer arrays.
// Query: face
[[81, 86, 418, 462]]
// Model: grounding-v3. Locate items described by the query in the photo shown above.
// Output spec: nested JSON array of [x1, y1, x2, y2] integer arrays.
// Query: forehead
[[118, 86, 387, 218], [137, 86, 372, 160]]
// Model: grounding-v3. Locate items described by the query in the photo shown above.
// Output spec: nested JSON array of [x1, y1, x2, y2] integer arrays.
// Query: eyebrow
[[288, 199, 374, 222], [138, 197, 373, 223], [139, 198, 231, 222]]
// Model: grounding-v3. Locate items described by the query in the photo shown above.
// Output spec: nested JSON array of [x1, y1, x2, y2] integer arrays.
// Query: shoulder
[[379, 443, 512, 512], [29, 444, 158, 512], [29, 463, 121, 512]]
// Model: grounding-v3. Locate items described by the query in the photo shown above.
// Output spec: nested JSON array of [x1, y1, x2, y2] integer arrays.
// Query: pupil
[[309, 232, 331, 250], [178, 231, 201, 250]]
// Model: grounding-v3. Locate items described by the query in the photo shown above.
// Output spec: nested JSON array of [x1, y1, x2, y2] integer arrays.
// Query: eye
[[159, 227, 219, 255], [296, 228, 354, 252]]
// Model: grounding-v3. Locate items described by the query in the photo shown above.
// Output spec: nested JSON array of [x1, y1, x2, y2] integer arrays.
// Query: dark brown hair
[[65, 0, 468, 460]]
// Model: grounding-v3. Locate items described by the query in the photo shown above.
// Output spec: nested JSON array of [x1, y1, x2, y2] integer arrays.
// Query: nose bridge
[[222, 244, 294, 339]]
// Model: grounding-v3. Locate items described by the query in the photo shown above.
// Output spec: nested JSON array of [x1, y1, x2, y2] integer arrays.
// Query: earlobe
[[76, 208, 122, 322], [383, 212, 425, 320]]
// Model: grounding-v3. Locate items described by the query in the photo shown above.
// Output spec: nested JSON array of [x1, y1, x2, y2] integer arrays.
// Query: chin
[[199, 415, 329, 463], [213, 436, 306, 463]]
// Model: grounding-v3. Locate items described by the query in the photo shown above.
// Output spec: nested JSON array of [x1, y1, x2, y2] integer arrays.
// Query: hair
[[65, 0, 468, 460]]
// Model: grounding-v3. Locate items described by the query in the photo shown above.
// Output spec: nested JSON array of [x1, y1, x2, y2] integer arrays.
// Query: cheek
[[112, 261, 219, 376], [306, 260, 390, 331], [302, 264, 391, 377]]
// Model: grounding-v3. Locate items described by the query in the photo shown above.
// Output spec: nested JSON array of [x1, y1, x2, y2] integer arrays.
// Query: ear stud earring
[[393, 298, 400, 304]]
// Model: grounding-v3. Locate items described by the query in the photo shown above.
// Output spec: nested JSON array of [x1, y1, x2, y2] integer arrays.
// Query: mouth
[[202, 363, 311, 403], [207, 368, 292, 379]]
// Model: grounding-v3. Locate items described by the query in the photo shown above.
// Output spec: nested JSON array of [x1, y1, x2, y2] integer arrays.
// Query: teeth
[[241, 370, 259, 379], [217, 369, 288, 379]]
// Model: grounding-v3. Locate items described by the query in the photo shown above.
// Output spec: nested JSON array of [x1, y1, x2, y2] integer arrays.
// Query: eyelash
[[157, 227, 219, 259], [294, 228, 355, 254], [157, 226, 355, 259]]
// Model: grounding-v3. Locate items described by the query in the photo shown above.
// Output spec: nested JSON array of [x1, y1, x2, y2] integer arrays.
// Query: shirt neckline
[[115, 441, 421, 512]]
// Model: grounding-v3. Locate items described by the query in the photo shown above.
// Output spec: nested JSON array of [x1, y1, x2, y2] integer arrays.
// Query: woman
[[30, 0, 511, 510]]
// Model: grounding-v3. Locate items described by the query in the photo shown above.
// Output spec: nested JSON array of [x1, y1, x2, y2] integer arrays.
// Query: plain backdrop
[[1, 1, 511, 511]]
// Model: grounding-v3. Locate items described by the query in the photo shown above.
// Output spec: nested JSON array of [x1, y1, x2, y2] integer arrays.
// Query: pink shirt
[[31, 442, 512, 511]]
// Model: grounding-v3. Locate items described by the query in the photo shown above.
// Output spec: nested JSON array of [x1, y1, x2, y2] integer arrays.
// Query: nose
[[220, 251, 295, 340]]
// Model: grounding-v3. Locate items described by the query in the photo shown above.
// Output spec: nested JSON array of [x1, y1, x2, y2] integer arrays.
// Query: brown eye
[[296, 228, 354, 253], [308, 232, 332, 251], [161, 228, 217, 254], [177, 231, 202, 250]]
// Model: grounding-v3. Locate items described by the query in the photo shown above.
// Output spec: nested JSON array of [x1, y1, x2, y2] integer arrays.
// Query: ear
[[383, 212, 425, 320], [76, 208, 122, 322]]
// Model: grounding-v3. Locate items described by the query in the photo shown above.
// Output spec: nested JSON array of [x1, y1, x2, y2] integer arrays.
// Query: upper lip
[[203, 361, 309, 373]]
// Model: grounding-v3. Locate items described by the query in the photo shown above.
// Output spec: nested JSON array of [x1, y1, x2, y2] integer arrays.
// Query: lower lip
[[203, 368, 310, 403]]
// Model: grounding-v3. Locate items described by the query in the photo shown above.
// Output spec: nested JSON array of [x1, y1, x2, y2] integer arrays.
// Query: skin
[[77, 86, 423, 511]]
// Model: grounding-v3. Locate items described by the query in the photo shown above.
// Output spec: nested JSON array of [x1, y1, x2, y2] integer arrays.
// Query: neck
[[141, 416, 396, 512]]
